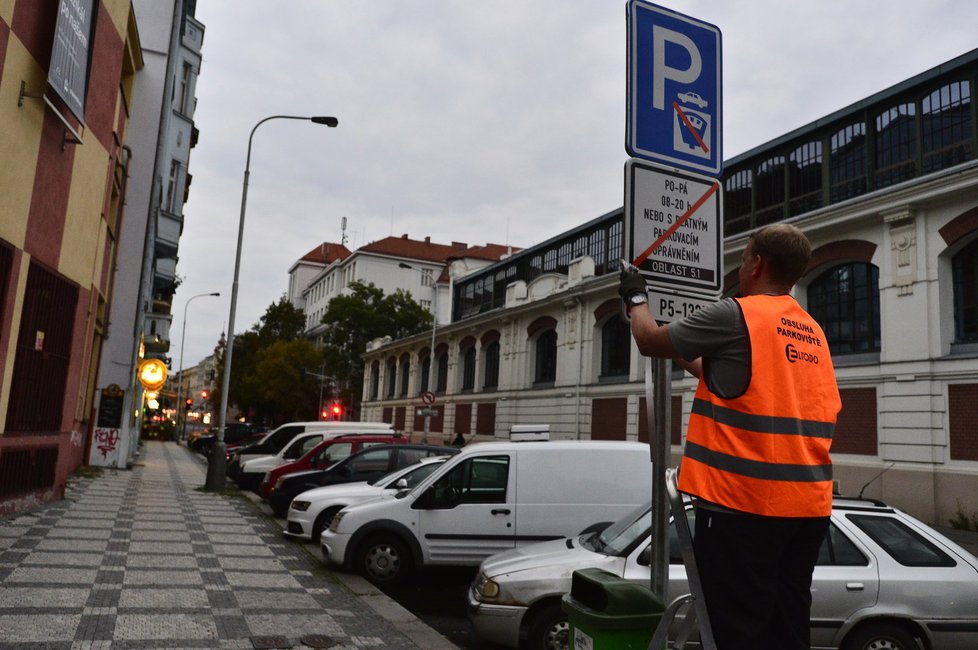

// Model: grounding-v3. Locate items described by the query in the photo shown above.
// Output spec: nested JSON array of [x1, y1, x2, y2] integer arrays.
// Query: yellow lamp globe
[[138, 359, 168, 391]]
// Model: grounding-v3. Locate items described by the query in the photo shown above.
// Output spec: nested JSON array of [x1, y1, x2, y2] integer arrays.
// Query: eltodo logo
[[785, 343, 819, 365]]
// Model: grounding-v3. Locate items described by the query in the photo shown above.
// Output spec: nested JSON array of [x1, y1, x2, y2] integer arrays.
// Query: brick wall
[[639, 396, 683, 445], [949, 383, 978, 461], [833, 387, 878, 455]]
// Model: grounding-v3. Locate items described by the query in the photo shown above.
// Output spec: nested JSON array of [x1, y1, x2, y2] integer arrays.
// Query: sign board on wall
[[48, 0, 97, 123]]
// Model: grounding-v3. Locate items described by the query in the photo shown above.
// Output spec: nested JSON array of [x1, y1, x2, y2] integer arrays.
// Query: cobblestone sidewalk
[[0, 441, 422, 649]]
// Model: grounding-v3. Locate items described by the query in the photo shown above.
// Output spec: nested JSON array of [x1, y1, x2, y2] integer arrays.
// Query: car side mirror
[[638, 544, 652, 566], [394, 478, 409, 489]]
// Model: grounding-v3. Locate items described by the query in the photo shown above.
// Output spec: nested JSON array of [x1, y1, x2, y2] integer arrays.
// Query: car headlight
[[328, 511, 345, 532], [291, 500, 310, 512], [274, 476, 286, 490], [474, 573, 500, 600]]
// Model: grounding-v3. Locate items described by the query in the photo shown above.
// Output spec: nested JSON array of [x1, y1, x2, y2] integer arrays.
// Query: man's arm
[[628, 304, 702, 377]]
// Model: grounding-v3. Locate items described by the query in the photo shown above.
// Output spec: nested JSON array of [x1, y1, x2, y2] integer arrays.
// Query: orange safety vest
[[678, 295, 841, 518]]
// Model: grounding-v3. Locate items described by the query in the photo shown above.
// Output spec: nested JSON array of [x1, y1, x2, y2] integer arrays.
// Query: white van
[[233, 422, 394, 492], [320, 440, 652, 583]]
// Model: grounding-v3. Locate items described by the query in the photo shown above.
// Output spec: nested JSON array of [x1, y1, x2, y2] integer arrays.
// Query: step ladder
[[648, 468, 717, 650]]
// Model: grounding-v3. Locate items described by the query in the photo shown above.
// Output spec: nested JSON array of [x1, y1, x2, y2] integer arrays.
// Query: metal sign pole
[[646, 356, 671, 602]]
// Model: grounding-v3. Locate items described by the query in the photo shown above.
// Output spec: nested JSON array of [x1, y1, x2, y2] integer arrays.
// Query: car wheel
[[356, 534, 411, 584], [312, 507, 342, 544], [526, 601, 569, 650], [842, 622, 919, 650]]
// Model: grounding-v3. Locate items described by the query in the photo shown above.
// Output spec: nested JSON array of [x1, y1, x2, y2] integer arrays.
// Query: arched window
[[436, 352, 449, 393], [534, 329, 558, 385], [952, 239, 978, 343], [461, 346, 476, 391], [483, 341, 500, 391], [369, 361, 380, 401], [830, 122, 867, 202], [807, 262, 881, 355], [399, 354, 410, 397], [419, 353, 431, 395], [922, 80, 973, 174], [385, 358, 396, 398], [875, 103, 916, 188], [600, 317, 631, 380]]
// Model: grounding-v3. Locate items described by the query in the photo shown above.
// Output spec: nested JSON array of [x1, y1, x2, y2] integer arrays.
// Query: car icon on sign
[[677, 91, 708, 109]]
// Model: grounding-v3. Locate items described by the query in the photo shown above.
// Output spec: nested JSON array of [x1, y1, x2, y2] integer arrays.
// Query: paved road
[[0, 441, 453, 649]]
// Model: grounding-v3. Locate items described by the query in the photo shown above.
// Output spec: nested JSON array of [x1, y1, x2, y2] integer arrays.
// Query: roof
[[296, 242, 352, 266], [357, 234, 514, 265]]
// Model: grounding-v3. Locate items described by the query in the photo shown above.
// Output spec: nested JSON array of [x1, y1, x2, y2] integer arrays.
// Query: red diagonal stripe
[[673, 101, 709, 153], [632, 181, 720, 267]]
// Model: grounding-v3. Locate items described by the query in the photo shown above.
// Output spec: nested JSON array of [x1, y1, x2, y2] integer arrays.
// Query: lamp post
[[205, 114, 338, 490], [399, 262, 437, 443], [175, 292, 220, 443]]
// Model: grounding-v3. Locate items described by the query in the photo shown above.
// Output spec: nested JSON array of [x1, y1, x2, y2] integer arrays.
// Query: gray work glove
[[618, 269, 647, 302]]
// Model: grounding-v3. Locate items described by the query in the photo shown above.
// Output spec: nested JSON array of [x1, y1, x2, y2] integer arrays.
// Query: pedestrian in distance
[[619, 223, 841, 650]]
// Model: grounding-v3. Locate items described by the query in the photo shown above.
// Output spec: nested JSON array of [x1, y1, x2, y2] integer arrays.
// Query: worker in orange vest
[[620, 223, 841, 650]]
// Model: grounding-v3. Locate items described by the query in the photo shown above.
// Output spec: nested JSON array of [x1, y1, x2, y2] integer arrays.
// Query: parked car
[[320, 440, 653, 583], [188, 422, 266, 456], [285, 454, 454, 542], [227, 421, 393, 479], [258, 433, 407, 503], [468, 497, 978, 650]]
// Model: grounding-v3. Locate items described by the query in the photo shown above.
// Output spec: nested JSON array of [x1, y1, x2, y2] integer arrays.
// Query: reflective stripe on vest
[[678, 295, 841, 518]]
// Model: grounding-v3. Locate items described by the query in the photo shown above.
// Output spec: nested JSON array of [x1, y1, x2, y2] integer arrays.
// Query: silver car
[[468, 497, 978, 650]]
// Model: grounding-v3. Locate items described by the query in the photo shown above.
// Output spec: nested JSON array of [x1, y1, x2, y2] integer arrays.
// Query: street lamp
[[399, 262, 437, 443], [175, 292, 220, 443], [205, 114, 338, 490]]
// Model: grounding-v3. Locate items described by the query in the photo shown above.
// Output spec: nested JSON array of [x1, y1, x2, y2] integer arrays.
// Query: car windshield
[[585, 502, 652, 557], [370, 459, 444, 488]]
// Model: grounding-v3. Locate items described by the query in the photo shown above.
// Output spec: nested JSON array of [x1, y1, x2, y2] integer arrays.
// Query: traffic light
[[184, 398, 193, 411], [201, 389, 209, 399], [331, 403, 343, 419]]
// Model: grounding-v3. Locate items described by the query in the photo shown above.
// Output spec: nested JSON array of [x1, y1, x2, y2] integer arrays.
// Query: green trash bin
[[562, 567, 664, 650]]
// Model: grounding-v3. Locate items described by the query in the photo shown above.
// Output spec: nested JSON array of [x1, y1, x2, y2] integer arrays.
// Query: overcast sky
[[173, 1, 978, 368]]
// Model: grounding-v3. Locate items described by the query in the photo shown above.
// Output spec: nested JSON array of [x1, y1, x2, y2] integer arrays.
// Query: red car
[[259, 432, 405, 499]]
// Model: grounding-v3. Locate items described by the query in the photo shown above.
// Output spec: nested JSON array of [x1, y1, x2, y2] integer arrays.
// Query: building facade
[[0, 1, 143, 513], [361, 49, 978, 526], [91, 0, 205, 468]]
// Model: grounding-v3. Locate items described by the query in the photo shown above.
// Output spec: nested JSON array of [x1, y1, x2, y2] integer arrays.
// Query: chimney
[[425, 236, 431, 244], [452, 241, 467, 249]]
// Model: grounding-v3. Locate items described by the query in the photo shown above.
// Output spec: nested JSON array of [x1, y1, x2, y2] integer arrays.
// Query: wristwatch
[[625, 292, 647, 315]]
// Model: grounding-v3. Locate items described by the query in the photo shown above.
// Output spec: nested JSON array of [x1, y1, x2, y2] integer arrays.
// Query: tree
[[319, 281, 431, 416], [254, 339, 323, 420]]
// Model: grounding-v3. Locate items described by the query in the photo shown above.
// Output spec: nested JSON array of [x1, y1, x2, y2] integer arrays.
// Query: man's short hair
[[749, 224, 812, 286]]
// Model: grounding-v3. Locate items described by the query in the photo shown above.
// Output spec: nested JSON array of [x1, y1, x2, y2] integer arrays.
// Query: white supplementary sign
[[646, 287, 717, 324], [625, 159, 723, 295]]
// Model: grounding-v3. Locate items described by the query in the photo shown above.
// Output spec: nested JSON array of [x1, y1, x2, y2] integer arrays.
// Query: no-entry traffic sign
[[625, 159, 723, 295]]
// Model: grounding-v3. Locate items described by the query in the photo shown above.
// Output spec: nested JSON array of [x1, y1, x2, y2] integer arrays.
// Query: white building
[[93, 1, 205, 467], [360, 49, 978, 527]]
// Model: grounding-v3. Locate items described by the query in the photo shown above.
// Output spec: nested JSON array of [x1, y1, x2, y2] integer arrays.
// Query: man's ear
[[751, 254, 765, 279]]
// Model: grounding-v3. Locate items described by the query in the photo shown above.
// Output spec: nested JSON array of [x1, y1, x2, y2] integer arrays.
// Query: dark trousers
[[693, 507, 829, 650]]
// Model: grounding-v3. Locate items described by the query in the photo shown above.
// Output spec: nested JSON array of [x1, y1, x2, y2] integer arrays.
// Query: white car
[[236, 431, 329, 492], [285, 456, 450, 543], [468, 497, 978, 650]]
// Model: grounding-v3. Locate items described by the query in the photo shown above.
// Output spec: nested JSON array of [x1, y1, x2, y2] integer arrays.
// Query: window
[[816, 523, 868, 566], [848, 515, 956, 567], [922, 81, 973, 174], [5, 263, 79, 433], [385, 358, 396, 399], [807, 263, 880, 355], [952, 239, 978, 343], [788, 141, 823, 217], [421, 268, 434, 287], [399, 356, 410, 397], [483, 341, 500, 390], [311, 442, 353, 466], [431, 456, 509, 505], [369, 362, 379, 401], [348, 448, 392, 473], [724, 169, 752, 236], [177, 62, 192, 114], [461, 346, 476, 391], [436, 352, 448, 393], [166, 160, 181, 212], [534, 329, 558, 385], [600, 318, 630, 379], [419, 355, 431, 395], [754, 155, 785, 225], [875, 103, 917, 188], [830, 122, 867, 202]]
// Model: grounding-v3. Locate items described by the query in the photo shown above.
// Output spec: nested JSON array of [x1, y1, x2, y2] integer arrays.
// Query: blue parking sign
[[626, 1, 722, 177]]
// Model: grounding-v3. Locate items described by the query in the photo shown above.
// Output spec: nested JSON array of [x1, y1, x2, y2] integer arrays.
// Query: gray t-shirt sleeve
[[666, 298, 751, 399]]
